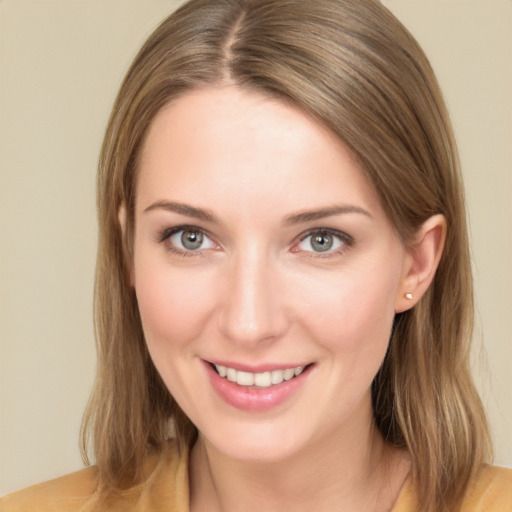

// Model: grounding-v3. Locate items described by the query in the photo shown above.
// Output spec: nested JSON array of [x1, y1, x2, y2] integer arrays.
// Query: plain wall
[[1, 0, 510, 496]]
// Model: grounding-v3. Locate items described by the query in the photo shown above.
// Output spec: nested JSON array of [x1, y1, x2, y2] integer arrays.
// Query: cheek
[[134, 262, 217, 350], [295, 263, 399, 361]]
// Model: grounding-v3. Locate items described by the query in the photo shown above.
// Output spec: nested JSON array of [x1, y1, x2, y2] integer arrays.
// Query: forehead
[[136, 86, 382, 219]]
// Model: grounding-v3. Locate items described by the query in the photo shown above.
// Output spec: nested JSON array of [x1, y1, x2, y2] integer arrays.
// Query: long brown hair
[[81, 1, 492, 509]]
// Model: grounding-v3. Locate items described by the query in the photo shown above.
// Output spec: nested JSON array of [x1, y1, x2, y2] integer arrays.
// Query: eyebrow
[[143, 200, 220, 224], [283, 205, 372, 225], [143, 200, 372, 226]]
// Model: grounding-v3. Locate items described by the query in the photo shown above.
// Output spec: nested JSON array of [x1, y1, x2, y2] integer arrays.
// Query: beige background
[[0, 0, 510, 496]]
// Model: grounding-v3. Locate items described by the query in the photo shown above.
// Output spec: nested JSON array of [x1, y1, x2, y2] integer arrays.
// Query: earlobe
[[118, 204, 135, 287], [395, 214, 446, 313]]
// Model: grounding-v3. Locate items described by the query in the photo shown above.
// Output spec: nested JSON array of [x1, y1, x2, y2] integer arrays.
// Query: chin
[[199, 419, 315, 464]]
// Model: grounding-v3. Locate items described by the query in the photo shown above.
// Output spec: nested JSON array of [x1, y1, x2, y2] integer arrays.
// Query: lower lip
[[204, 362, 311, 412]]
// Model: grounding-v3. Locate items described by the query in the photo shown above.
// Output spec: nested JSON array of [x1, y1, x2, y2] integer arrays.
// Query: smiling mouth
[[211, 363, 310, 388]]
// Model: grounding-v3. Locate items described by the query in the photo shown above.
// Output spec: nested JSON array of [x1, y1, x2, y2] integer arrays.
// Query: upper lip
[[204, 359, 311, 373]]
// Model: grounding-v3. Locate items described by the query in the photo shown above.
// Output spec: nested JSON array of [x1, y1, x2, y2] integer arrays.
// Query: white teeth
[[271, 370, 284, 385], [214, 364, 306, 388], [236, 371, 254, 386], [283, 368, 295, 381], [254, 371, 271, 387]]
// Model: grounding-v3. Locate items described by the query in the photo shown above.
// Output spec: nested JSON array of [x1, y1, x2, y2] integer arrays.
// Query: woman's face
[[132, 87, 410, 462]]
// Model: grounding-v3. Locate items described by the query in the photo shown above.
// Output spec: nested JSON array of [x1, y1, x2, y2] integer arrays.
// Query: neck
[[189, 404, 410, 512]]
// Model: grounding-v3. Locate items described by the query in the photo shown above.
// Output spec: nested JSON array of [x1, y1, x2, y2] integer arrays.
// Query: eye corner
[[292, 228, 354, 258], [156, 224, 220, 257]]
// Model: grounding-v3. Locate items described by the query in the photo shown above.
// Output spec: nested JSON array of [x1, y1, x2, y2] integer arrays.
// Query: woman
[[1, 0, 511, 510]]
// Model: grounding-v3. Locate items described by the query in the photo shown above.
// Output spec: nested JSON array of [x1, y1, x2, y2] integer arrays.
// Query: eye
[[165, 227, 216, 252], [296, 229, 351, 254]]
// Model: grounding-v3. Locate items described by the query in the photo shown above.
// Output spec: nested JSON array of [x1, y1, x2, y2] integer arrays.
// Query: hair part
[[81, 0, 492, 509]]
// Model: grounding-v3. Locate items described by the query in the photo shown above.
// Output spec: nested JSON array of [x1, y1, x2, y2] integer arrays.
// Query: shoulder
[[0, 440, 189, 512], [393, 464, 512, 512], [462, 465, 512, 510], [0, 466, 99, 512]]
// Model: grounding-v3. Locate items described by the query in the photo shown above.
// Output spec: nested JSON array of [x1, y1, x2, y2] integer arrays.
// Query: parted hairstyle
[[81, 0, 492, 510]]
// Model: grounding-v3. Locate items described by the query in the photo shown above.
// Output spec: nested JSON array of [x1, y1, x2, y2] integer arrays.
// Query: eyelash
[[157, 225, 217, 258], [293, 228, 354, 259], [156, 225, 353, 259]]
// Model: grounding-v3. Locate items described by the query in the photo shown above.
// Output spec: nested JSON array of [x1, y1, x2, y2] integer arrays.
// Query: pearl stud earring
[[405, 292, 413, 300]]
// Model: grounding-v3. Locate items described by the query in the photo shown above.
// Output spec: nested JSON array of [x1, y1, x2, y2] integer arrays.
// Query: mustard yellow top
[[1, 441, 511, 511]]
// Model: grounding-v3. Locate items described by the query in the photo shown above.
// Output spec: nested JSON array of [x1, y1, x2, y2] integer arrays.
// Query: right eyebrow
[[143, 200, 221, 224]]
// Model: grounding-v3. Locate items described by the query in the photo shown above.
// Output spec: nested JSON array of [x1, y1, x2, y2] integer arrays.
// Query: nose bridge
[[217, 242, 286, 346]]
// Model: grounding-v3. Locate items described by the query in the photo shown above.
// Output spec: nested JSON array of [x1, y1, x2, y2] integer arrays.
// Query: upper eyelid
[[157, 225, 353, 250], [296, 227, 353, 243], [158, 226, 219, 257], [159, 225, 215, 243]]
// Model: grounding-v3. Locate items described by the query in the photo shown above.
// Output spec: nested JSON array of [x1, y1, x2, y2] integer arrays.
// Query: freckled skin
[[132, 86, 409, 463]]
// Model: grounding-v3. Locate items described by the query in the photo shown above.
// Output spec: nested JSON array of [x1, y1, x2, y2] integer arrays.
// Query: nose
[[216, 246, 289, 347]]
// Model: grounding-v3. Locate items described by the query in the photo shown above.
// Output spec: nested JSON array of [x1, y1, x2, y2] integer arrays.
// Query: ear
[[395, 214, 446, 313], [118, 204, 135, 287]]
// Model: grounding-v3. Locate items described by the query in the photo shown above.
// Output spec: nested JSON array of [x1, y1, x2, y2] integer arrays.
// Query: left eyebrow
[[283, 205, 372, 226]]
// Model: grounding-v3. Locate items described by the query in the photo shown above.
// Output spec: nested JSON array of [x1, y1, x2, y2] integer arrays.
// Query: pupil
[[312, 233, 333, 252], [181, 230, 203, 250]]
